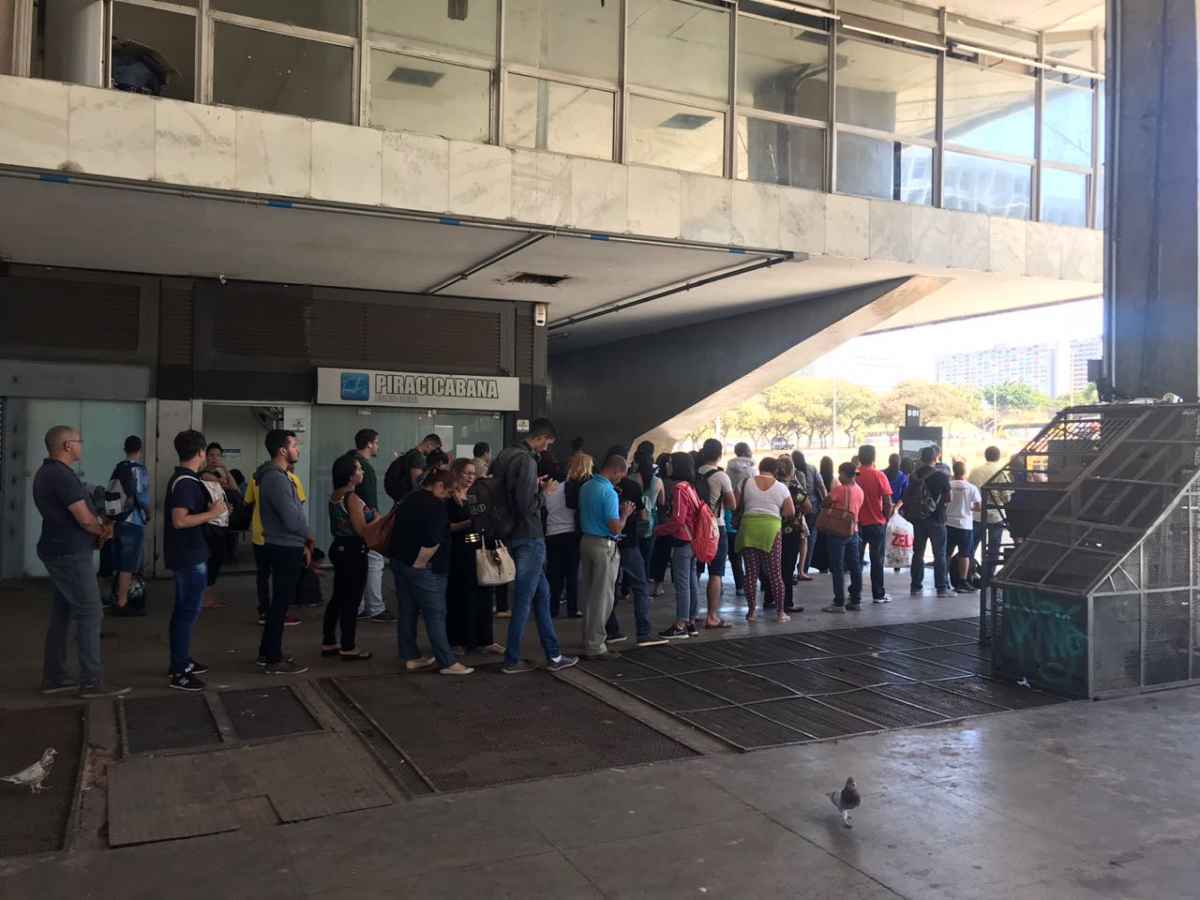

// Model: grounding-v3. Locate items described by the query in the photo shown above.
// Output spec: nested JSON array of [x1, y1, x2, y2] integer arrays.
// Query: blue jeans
[[912, 520, 949, 591], [113, 522, 145, 573], [41, 552, 104, 689], [170, 561, 207, 675], [827, 534, 862, 606], [859, 523, 887, 600], [671, 542, 701, 623], [618, 544, 653, 640], [503, 537, 562, 666], [393, 562, 455, 669]]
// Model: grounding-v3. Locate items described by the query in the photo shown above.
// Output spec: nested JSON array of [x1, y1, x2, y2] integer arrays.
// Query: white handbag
[[475, 538, 516, 586]]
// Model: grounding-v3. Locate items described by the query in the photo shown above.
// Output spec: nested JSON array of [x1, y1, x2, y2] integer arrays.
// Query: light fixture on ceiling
[[448, 0, 467, 22], [388, 66, 444, 87], [659, 113, 716, 130]]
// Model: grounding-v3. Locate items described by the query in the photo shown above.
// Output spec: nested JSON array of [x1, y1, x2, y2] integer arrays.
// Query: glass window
[[213, 0, 356, 36], [838, 0, 939, 34], [629, 94, 724, 176], [943, 150, 1031, 219], [1044, 31, 1097, 72], [368, 0, 497, 60], [736, 116, 823, 190], [1096, 162, 1105, 230], [944, 59, 1036, 159], [505, 0, 620, 82], [1042, 167, 1089, 227], [31, 0, 106, 86], [1044, 82, 1094, 168], [946, 15, 1038, 59], [836, 131, 931, 204], [505, 75, 614, 160], [214, 22, 353, 124], [369, 50, 490, 142], [835, 38, 936, 140], [628, 0, 730, 103], [737, 15, 828, 121], [112, 3, 196, 101]]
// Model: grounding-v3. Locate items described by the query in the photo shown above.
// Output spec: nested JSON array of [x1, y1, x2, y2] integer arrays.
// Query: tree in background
[[763, 378, 831, 446], [879, 380, 982, 428], [726, 399, 775, 447], [833, 381, 882, 446]]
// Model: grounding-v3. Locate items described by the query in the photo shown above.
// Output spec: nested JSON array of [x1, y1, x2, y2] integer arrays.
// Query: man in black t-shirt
[[33, 425, 127, 699], [909, 445, 953, 597], [164, 430, 227, 691]]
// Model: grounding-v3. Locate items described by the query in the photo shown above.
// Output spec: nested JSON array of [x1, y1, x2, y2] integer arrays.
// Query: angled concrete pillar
[[1107, 0, 1200, 399], [548, 276, 947, 456]]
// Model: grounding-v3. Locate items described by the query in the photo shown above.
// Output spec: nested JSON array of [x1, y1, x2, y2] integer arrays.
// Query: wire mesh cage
[[983, 403, 1200, 698]]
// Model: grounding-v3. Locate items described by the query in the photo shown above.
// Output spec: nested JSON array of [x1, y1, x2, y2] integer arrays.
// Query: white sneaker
[[873, 594, 893, 604]]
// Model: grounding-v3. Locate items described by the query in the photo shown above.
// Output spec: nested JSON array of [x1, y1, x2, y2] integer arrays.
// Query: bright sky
[[805, 297, 1104, 391]]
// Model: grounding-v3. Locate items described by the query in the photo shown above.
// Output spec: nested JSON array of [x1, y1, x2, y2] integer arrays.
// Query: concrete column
[[0, 0, 15, 76], [1106, 0, 1200, 400]]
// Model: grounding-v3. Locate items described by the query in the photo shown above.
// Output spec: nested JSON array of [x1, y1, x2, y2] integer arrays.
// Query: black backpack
[[901, 469, 939, 523], [483, 448, 520, 540], [695, 467, 724, 514], [384, 449, 423, 504]]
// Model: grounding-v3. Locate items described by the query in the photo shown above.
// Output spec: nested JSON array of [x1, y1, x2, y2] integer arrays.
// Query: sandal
[[483, 643, 505, 655], [339, 649, 372, 661], [746, 607, 758, 622], [796, 574, 814, 582], [776, 614, 791, 624], [705, 619, 733, 630]]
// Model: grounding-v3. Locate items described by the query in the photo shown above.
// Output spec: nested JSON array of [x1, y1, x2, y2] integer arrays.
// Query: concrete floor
[[1, 565, 1197, 898]]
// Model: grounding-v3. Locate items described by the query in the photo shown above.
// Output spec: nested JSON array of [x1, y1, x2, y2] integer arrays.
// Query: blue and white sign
[[317, 367, 520, 412]]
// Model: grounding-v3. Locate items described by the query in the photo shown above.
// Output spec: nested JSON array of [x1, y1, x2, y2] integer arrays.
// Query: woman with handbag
[[320, 455, 373, 660], [775, 455, 809, 615], [820, 462, 866, 614], [734, 457, 795, 623], [446, 459, 504, 655]]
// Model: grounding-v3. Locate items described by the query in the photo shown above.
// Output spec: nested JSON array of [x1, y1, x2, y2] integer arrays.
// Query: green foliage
[[878, 380, 982, 428]]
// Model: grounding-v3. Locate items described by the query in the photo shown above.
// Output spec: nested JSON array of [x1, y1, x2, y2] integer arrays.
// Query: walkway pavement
[[0, 567, 1195, 899]]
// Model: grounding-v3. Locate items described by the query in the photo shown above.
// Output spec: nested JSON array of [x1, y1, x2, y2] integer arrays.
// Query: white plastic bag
[[884, 513, 914, 568]]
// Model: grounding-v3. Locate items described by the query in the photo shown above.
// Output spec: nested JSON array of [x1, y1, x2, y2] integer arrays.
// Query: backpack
[[690, 486, 720, 564], [383, 454, 409, 505], [695, 467, 724, 515], [104, 460, 143, 522], [480, 447, 521, 540], [901, 469, 939, 523]]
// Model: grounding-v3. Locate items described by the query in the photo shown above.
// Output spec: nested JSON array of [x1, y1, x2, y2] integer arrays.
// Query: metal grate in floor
[[585, 617, 1066, 751]]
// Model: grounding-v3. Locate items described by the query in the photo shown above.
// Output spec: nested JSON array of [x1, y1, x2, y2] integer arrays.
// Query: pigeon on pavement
[[829, 776, 861, 828], [1, 748, 57, 794]]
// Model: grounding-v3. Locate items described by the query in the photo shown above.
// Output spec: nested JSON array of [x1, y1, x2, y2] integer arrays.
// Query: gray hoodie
[[727, 456, 757, 500]]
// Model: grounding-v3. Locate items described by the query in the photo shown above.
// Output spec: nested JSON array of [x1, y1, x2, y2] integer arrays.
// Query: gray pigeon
[[828, 776, 860, 828], [1, 748, 57, 794]]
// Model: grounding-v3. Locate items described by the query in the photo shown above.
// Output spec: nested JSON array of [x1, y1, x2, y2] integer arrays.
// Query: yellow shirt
[[244, 471, 307, 546], [967, 461, 1008, 524]]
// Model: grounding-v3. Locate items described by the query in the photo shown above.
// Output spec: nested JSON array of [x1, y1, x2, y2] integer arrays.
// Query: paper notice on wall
[[456, 444, 476, 462]]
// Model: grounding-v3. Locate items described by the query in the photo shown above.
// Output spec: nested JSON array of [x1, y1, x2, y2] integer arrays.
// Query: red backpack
[[690, 495, 720, 564]]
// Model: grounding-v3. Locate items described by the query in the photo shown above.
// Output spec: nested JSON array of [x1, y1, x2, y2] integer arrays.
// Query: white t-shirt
[[544, 485, 575, 537], [946, 479, 981, 531], [740, 477, 791, 519], [698, 464, 734, 522]]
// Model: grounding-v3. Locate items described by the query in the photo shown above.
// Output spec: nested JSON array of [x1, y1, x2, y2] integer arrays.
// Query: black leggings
[[546, 532, 581, 615], [325, 537, 367, 651], [780, 531, 802, 611]]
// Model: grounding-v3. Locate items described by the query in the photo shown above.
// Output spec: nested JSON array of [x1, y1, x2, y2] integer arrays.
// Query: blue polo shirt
[[578, 474, 619, 539]]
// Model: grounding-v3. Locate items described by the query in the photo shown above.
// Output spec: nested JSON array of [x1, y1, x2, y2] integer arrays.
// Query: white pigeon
[[1, 748, 57, 794], [828, 776, 861, 828]]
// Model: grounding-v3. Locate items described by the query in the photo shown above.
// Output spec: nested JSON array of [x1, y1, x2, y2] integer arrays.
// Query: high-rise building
[[936, 344, 1059, 397], [1068, 337, 1104, 394]]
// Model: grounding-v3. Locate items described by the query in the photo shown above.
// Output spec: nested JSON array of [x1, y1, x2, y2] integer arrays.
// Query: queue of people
[[30, 412, 1009, 697]]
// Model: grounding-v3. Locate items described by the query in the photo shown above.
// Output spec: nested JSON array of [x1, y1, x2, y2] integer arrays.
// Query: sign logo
[[340, 372, 370, 402]]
